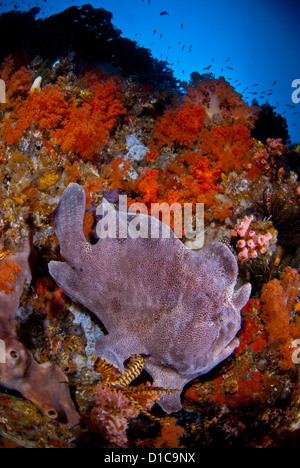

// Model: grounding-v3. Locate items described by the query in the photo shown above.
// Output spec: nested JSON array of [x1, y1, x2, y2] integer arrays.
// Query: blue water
[[0, 0, 299, 143]]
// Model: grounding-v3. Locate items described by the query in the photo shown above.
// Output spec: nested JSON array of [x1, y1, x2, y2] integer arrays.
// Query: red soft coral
[[101, 155, 134, 191], [132, 167, 162, 205], [1, 70, 126, 160], [186, 77, 260, 128], [146, 77, 258, 163], [261, 267, 300, 370], [4, 67, 34, 108], [152, 100, 205, 150], [163, 150, 222, 203], [132, 149, 223, 226], [1, 84, 70, 145], [53, 77, 126, 159]]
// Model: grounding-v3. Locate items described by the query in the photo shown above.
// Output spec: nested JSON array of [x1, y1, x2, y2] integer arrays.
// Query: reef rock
[[49, 183, 251, 413], [0, 237, 79, 427]]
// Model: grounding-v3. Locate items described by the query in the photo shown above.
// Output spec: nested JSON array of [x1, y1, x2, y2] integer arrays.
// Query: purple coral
[[49, 183, 251, 413]]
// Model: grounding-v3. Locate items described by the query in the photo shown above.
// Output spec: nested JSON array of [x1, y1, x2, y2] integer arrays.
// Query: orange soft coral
[[63, 159, 82, 184], [1, 84, 70, 145], [186, 77, 260, 128], [101, 155, 135, 191], [4, 67, 34, 108], [145, 77, 257, 168], [199, 124, 254, 173], [132, 167, 162, 205], [145, 91, 206, 162], [162, 150, 222, 202], [53, 77, 126, 160], [260, 267, 300, 370], [0, 54, 33, 108], [146, 417, 185, 448], [189, 151, 222, 191], [131, 149, 224, 226], [152, 99, 205, 151]]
